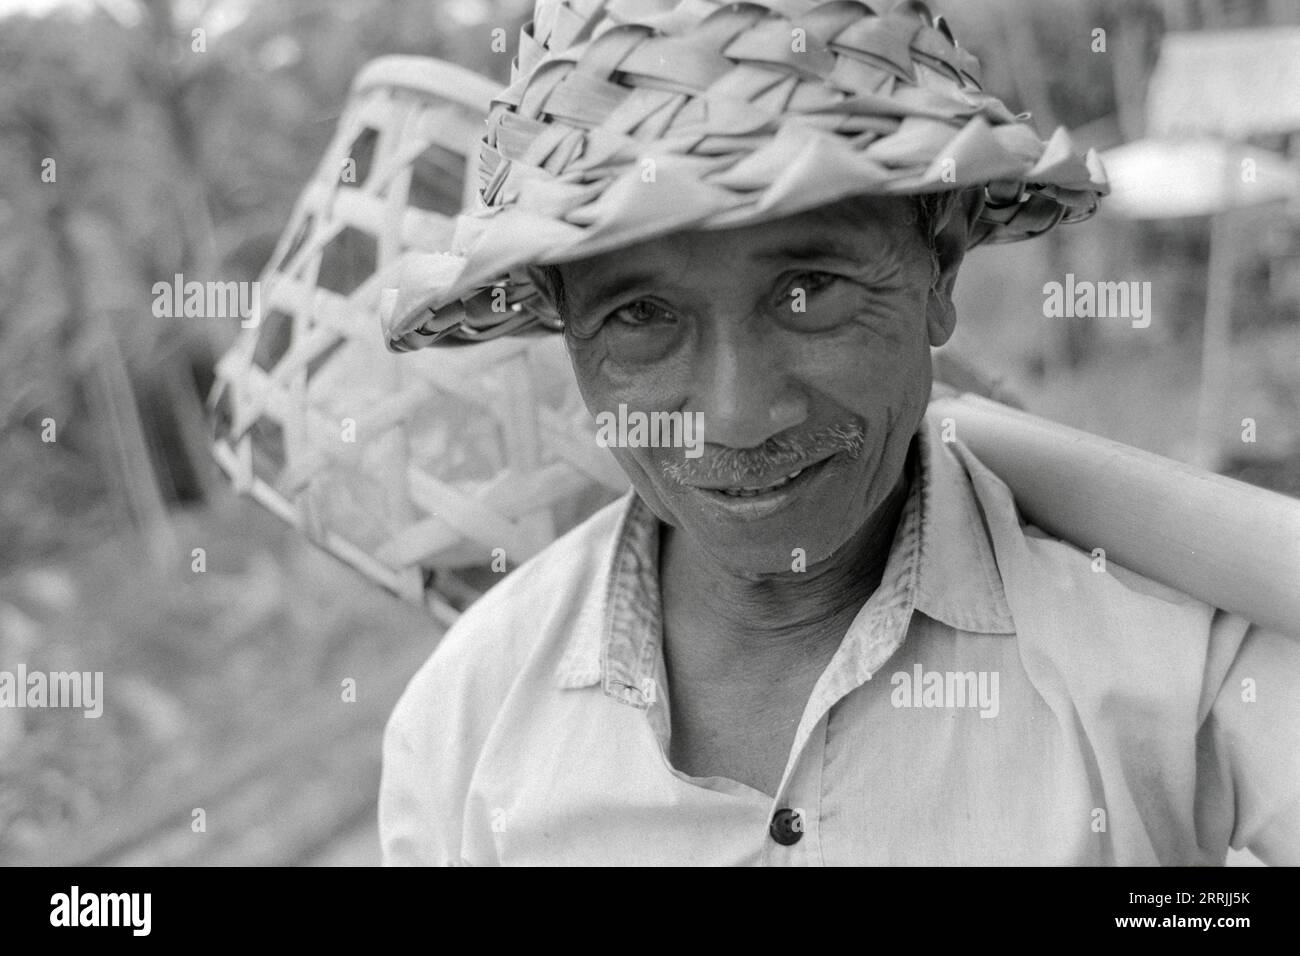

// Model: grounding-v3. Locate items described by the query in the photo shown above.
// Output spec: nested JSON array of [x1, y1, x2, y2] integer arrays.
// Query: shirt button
[[769, 808, 804, 846]]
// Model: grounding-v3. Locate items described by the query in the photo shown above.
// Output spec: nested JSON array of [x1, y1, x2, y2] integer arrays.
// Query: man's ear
[[924, 191, 975, 347]]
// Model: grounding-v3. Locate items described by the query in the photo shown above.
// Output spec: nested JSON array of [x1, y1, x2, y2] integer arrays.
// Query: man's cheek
[[793, 327, 924, 400], [608, 447, 685, 526], [564, 332, 627, 398], [606, 446, 661, 494], [816, 362, 920, 423]]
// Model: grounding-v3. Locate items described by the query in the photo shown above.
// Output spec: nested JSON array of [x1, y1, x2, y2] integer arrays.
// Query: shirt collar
[[913, 408, 1017, 635], [554, 407, 1016, 694]]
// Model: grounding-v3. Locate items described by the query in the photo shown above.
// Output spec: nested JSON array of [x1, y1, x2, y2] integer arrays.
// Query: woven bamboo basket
[[209, 56, 628, 617]]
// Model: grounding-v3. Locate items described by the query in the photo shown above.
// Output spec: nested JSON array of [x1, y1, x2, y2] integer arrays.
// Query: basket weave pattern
[[210, 57, 628, 609], [384, 0, 1108, 348]]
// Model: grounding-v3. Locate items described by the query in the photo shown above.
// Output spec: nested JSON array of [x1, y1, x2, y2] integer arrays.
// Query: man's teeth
[[719, 468, 804, 497]]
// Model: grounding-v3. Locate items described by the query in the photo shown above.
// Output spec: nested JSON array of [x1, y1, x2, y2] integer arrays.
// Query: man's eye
[[608, 300, 676, 327], [783, 271, 839, 301]]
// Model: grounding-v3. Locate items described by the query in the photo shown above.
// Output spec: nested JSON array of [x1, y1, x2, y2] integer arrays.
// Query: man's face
[[558, 194, 954, 575]]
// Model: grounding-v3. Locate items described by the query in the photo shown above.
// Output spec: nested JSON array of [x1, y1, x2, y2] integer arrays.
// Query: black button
[[769, 808, 804, 846]]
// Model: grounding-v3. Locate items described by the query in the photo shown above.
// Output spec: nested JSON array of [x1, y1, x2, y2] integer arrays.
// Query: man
[[378, 0, 1299, 864]]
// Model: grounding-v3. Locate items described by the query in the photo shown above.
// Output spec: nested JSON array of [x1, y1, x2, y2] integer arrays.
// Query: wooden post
[[1110, 3, 1152, 144], [1193, 147, 1244, 472], [68, 212, 179, 568]]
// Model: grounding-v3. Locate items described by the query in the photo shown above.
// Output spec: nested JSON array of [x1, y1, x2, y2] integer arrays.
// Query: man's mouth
[[714, 465, 809, 497], [686, 455, 833, 501]]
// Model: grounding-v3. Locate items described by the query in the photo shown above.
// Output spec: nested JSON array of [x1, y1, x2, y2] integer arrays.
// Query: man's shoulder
[[399, 491, 629, 707], [381, 496, 632, 864], [927, 425, 1256, 687], [934, 425, 1209, 612], [1020, 519, 1207, 607], [933, 430, 1262, 747]]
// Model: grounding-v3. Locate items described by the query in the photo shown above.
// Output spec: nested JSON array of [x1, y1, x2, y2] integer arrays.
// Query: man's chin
[[665, 488, 853, 576]]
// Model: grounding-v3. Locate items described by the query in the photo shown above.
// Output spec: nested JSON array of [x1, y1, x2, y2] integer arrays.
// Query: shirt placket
[[760, 468, 925, 865], [760, 713, 829, 865]]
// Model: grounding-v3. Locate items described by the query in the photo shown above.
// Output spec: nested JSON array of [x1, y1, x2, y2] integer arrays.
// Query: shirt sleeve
[[1206, 621, 1300, 865]]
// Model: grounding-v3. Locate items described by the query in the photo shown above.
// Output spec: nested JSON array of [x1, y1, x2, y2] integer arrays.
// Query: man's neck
[[659, 452, 915, 687]]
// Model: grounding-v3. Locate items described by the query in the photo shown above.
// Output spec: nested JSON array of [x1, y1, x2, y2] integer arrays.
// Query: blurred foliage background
[[0, 0, 1297, 864], [0, 0, 532, 569]]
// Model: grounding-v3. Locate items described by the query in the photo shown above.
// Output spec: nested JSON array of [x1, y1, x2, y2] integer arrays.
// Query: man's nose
[[687, 324, 808, 449]]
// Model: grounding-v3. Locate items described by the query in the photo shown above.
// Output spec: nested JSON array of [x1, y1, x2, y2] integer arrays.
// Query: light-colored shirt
[[379, 405, 1300, 865]]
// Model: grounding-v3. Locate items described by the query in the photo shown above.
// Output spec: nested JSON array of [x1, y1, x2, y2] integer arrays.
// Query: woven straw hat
[[385, 0, 1108, 350]]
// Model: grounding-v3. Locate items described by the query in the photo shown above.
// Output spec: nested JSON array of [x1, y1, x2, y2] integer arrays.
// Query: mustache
[[660, 420, 866, 485]]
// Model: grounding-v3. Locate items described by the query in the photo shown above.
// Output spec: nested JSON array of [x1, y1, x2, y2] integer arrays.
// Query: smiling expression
[[554, 193, 960, 575]]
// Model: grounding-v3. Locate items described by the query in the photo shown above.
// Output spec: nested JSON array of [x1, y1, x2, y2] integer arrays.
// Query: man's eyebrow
[[752, 236, 868, 265]]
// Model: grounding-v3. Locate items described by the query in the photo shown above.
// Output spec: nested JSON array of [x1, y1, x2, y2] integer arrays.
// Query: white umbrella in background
[[1101, 137, 1299, 220]]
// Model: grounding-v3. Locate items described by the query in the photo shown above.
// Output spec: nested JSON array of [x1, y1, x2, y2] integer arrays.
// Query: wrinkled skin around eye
[[556, 194, 960, 577]]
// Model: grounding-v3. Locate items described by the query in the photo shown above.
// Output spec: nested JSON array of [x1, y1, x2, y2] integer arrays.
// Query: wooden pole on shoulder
[[930, 392, 1300, 639]]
